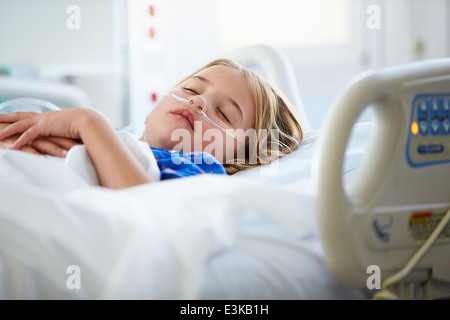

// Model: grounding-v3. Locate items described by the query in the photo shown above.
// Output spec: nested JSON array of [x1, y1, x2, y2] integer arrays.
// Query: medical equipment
[[0, 77, 90, 109], [162, 92, 240, 142], [313, 58, 450, 300]]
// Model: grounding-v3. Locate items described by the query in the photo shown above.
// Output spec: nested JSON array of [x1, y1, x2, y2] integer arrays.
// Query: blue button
[[418, 144, 444, 154], [419, 120, 428, 135], [417, 100, 428, 120], [431, 100, 439, 116], [444, 100, 450, 115], [444, 119, 450, 134], [431, 119, 441, 135]]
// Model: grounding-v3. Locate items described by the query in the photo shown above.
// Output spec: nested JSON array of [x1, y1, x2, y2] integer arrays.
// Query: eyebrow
[[191, 75, 210, 84], [190, 75, 244, 120]]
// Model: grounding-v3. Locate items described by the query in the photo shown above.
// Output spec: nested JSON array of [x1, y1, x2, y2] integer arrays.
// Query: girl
[[0, 58, 303, 189]]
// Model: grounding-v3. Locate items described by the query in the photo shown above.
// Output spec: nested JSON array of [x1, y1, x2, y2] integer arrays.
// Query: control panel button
[[417, 144, 444, 154]]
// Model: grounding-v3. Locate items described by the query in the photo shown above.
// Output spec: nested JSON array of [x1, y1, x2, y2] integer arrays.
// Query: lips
[[172, 108, 195, 130]]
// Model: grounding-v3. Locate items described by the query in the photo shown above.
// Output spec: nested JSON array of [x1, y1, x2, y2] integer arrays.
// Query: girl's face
[[144, 65, 256, 163]]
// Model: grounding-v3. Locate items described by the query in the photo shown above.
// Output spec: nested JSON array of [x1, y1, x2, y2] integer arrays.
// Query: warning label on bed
[[409, 210, 450, 241]]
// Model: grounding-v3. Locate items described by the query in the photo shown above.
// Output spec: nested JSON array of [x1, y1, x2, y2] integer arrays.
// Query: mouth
[[172, 108, 195, 130]]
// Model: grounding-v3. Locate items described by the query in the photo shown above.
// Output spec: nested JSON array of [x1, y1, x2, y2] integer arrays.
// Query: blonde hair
[[171, 58, 303, 175]]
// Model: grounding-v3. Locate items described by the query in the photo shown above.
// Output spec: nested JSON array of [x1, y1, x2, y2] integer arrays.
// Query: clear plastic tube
[[163, 93, 240, 142]]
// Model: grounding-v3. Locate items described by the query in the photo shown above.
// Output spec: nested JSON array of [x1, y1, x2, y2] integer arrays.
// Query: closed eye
[[218, 108, 230, 123], [183, 87, 198, 94]]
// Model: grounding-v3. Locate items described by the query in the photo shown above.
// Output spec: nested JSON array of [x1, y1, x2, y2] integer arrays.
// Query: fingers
[[0, 118, 34, 141], [0, 124, 81, 158], [0, 112, 46, 144], [29, 138, 69, 158], [0, 135, 43, 156], [8, 125, 41, 150], [1, 136, 78, 158], [19, 145, 45, 157], [36, 137, 82, 158], [0, 113, 47, 149], [30, 137, 82, 158], [46, 136, 81, 150], [0, 112, 39, 123], [0, 111, 81, 158]]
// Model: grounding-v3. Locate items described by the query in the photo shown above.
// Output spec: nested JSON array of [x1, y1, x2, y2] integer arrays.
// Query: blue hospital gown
[[150, 147, 227, 180]]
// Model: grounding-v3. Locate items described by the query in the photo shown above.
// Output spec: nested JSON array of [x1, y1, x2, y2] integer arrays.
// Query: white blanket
[[63, 131, 161, 186], [0, 127, 370, 300]]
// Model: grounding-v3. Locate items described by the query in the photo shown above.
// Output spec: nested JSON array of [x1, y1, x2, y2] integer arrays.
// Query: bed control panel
[[407, 94, 450, 167], [314, 58, 450, 293]]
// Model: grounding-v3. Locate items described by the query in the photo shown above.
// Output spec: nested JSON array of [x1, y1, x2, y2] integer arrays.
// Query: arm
[[0, 108, 153, 189], [76, 109, 154, 188]]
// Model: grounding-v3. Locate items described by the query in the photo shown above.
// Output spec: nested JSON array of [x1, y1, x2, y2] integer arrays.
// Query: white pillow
[[233, 122, 372, 186]]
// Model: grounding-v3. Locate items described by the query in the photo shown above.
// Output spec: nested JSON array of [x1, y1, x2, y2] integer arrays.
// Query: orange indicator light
[[411, 121, 419, 135]]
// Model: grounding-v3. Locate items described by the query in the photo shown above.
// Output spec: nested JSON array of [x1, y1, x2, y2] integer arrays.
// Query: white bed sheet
[[0, 122, 372, 300]]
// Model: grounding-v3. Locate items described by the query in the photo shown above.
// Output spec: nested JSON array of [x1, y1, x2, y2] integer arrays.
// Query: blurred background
[[0, 0, 448, 131]]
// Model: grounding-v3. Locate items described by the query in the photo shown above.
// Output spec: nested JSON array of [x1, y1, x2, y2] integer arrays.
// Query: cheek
[[144, 109, 176, 148], [145, 102, 175, 135], [144, 113, 159, 137], [202, 132, 241, 164]]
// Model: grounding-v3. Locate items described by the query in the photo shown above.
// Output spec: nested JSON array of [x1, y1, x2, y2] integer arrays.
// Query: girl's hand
[[0, 119, 80, 157], [0, 109, 86, 152]]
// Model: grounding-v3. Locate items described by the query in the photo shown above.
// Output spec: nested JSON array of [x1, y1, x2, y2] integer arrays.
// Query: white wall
[[0, 0, 126, 126], [0, 0, 117, 69], [285, 0, 450, 129], [384, 0, 449, 65]]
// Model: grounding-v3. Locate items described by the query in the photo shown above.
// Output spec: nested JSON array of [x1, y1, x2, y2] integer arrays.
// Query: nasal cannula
[[163, 92, 240, 142]]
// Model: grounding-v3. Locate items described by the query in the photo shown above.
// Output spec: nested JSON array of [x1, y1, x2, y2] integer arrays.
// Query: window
[[216, 0, 359, 129], [217, 0, 350, 50]]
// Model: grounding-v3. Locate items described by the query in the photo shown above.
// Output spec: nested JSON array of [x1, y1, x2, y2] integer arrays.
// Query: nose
[[189, 95, 207, 113]]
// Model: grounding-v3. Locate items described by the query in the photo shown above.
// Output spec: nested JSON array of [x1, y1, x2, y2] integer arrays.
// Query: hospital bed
[[0, 45, 449, 300], [0, 77, 90, 109]]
